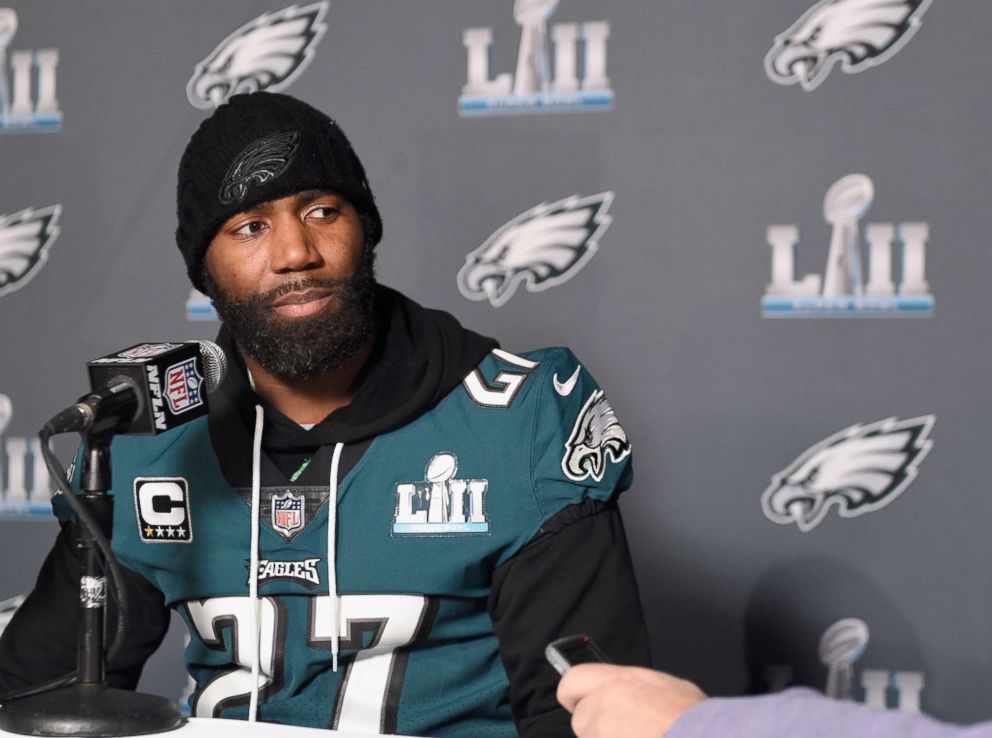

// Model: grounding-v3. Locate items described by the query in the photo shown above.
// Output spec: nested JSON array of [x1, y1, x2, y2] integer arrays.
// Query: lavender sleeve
[[666, 688, 992, 738]]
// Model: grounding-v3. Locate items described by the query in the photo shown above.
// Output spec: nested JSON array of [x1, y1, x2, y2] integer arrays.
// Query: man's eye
[[234, 221, 265, 237], [308, 206, 339, 219]]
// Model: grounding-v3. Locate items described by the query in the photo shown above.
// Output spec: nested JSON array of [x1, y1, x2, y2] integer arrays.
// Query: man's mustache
[[258, 277, 351, 308]]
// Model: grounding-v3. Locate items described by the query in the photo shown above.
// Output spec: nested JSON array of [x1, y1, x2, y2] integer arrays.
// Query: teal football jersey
[[64, 348, 633, 736]]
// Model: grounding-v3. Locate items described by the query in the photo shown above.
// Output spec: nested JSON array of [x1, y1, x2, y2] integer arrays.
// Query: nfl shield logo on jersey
[[272, 491, 305, 538], [164, 358, 205, 415]]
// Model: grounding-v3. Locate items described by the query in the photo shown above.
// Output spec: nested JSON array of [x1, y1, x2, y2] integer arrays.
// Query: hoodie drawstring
[[248, 404, 264, 722], [327, 442, 343, 672], [247, 395, 346, 719]]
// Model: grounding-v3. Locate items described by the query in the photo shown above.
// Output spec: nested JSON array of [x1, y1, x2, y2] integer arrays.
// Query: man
[[0, 92, 649, 737], [557, 664, 992, 737]]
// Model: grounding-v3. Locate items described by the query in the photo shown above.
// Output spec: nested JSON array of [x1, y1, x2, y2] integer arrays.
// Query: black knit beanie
[[175, 92, 382, 292]]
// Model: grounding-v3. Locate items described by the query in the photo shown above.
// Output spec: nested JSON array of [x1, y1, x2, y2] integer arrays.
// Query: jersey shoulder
[[464, 346, 633, 519]]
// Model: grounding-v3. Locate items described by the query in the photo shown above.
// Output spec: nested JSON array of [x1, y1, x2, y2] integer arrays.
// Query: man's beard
[[203, 248, 377, 379]]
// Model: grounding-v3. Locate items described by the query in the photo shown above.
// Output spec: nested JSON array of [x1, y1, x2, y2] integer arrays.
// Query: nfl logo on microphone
[[165, 358, 205, 415]]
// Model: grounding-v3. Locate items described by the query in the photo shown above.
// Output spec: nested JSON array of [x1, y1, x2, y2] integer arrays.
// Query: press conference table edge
[[0, 716, 406, 738]]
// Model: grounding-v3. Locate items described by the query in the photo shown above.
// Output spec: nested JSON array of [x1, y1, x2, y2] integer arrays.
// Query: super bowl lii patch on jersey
[[393, 453, 489, 536], [134, 477, 192, 543]]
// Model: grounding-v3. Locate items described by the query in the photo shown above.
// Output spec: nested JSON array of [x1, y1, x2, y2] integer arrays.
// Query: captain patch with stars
[[134, 477, 192, 543]]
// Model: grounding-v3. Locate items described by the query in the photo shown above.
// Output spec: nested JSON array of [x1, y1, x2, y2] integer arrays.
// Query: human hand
[[557, 664, 707, 738]]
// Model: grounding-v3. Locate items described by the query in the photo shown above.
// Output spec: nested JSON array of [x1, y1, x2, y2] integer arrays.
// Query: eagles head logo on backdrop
[[0, 205, 61, 297], [457, 192, 613, 308], [186, 1, 328, 109], [0, 594, 25, 639], [762, 415, 934, 532], [765, 0, 932, 92]]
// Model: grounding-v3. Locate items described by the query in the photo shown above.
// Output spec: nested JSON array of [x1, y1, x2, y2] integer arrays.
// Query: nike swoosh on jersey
[[553, 366, 582, 396]]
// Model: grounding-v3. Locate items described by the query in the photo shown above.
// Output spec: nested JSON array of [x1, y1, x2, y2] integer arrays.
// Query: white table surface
[[0, 717, 406, 738]]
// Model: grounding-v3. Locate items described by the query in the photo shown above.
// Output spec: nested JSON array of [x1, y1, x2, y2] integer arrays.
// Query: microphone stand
[[0, 425, 183, 736]]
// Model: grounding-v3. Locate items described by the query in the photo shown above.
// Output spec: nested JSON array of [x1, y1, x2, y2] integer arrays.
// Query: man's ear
[[197, 262, 216, 299], [359, 212, 377, 250]]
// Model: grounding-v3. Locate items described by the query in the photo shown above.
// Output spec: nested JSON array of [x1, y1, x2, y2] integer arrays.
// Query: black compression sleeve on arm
[[0, 522, 170, 694], [488, 499, 652, 738]]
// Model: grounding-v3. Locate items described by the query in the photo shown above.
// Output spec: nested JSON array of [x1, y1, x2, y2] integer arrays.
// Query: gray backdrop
[[1, 0, 989, 725]]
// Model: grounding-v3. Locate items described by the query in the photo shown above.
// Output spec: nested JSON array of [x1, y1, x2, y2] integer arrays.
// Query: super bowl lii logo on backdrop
[[765, 618, 926, 712], [762, 174, 933, 318], [457, 193, 613, 308], [186, 1, 328, 109], [0, 8, 61, 133], [186, 289, 216, 321], [0, 395, 54, 518], [761, 416, 934, 533], [459, 0, 612, 116], [765, 0, 932, 92]]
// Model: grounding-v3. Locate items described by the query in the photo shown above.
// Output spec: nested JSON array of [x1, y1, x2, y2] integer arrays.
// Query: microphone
[[44, 341, 228, 436]]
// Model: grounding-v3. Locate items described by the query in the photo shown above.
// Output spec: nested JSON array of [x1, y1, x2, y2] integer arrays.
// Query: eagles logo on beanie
[[175, 92, 382, 292]]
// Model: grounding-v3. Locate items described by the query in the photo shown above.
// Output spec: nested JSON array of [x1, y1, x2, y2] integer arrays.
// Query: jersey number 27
[[185, 594, 431, 733]]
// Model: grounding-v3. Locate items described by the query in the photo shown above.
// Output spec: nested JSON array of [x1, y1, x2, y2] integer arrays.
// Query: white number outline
[[309, 594, 433, 733], [186, 596, 285, 718], [184, 594, 434, 732], [462, 349, 539, 409]]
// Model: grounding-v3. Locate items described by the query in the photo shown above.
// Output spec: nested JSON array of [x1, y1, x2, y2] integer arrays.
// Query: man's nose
[[269, 217, 322, 273]]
